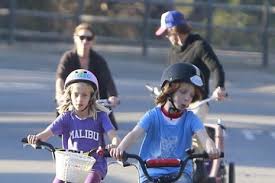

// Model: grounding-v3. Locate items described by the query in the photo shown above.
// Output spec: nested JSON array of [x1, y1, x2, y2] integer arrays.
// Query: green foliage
[[16, 0, 54, 11], [214, 9, 261, 27], [0, 0, 274, 51]]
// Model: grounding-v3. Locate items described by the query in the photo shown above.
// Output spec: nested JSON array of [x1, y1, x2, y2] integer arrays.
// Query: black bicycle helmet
[[160, 63, 204, 91]]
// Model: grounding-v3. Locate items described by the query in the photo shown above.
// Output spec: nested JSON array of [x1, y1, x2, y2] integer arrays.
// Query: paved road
[[0, 43, 274, 183]]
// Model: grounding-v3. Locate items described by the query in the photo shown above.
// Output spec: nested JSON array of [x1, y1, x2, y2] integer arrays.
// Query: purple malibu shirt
[[49, 111, 114, 178]]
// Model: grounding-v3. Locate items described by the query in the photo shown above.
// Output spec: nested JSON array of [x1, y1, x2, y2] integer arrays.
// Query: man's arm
[[200, 41, 225, 88], [199, 42, 227, 100]]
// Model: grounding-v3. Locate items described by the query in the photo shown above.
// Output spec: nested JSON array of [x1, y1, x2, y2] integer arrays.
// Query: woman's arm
[[55, 51, 74, 104], [97, 56, 118, 97], [55, 78, 65, 105]]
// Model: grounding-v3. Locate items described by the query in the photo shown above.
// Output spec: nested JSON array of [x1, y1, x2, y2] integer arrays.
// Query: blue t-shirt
[[49, 111, 114, 178], [137, 107, 204, 182]]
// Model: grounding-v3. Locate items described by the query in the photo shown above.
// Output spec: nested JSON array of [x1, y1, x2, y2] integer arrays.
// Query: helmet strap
[[168, 96, 181, 114], [81, 104, 89, 112]]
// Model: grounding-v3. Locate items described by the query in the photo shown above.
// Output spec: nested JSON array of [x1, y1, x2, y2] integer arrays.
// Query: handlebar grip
[[189, 151, 224, 159], [21, 137, 42, 146], [21, 137, 55, 152], [101, 149, 111, 157], [201, 152, 224, 159], [96, 99, 114, 107], [121, 151, 129, 162], [21, 137, 28, 143], [201, 152, 209, 159]]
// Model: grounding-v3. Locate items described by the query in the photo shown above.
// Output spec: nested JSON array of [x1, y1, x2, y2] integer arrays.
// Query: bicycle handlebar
[[96, 99, 113, 107], [187, 96, 216, 110], [125, 151, 223, 182], [102, 148, 224, 183], [145, 84, 161, 96], [21, 137, 55, 152], [21, 137, 101, 159], [145, 84, 228, 110]]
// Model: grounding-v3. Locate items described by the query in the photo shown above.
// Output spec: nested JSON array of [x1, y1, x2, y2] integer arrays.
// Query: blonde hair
[[57, 82, 110, 119], [74, 23, 95, 39], [155, 82, 202, 106]]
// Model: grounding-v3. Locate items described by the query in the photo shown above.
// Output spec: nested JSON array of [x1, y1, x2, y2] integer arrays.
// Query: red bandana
[[161, 106, 184, 119]]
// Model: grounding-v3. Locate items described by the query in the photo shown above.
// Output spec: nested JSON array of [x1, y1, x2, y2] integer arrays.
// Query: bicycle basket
[[55, 150, 96, 183]]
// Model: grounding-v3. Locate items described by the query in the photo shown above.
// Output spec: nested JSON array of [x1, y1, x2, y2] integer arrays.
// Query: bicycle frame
[[204, 122, 225, 178]]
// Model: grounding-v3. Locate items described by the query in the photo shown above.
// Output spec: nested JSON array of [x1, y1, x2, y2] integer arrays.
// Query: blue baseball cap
[[155, 10, 187, 36]]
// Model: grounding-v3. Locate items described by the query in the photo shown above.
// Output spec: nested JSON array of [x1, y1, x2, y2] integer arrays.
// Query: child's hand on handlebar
[[27, 134, 39, 144], [109, 147, 124, 161], [206, 147, 221, 159]]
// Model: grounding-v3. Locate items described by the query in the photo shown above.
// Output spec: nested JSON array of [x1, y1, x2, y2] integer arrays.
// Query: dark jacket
[[56, 49, 118, 99], [168, 33, 225, 99]]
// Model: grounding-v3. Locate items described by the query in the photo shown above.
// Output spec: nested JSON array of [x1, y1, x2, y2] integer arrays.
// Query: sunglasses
[[77, 35, 93, 41]]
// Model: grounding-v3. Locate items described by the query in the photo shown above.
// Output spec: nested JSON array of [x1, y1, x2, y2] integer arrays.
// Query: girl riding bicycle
[[110, 63, 220, 183], [26, 69, 120, 183]]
